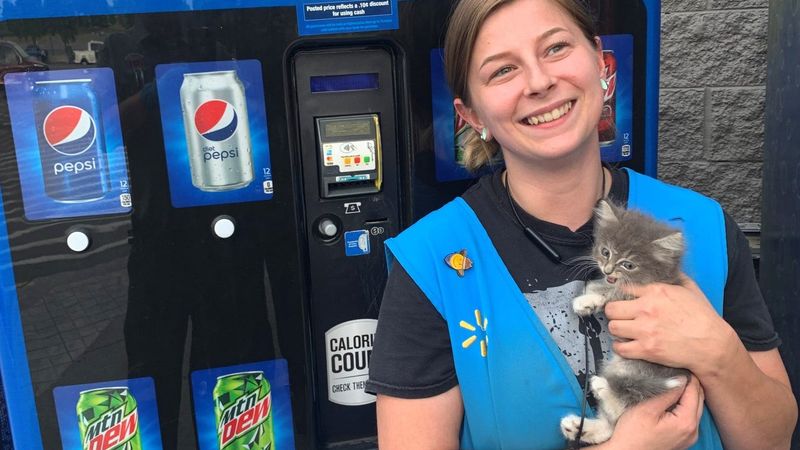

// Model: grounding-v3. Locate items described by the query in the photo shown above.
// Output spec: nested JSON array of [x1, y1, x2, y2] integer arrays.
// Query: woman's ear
[[454, 98, 485, 134], [594, 36, 605, 77]]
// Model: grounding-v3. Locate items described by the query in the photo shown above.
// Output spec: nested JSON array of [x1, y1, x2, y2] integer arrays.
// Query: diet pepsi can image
[[598, 50, 617, 146], [33, 79, 110, 202], [180, 70, 254, 192]]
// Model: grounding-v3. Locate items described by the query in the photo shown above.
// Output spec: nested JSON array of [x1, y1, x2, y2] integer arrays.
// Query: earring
[[480, 128, 489, 141], [600, 78, 609, 90]]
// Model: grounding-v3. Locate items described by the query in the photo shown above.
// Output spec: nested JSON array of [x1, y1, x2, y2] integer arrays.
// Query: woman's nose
[[523, 62, 556, 96]]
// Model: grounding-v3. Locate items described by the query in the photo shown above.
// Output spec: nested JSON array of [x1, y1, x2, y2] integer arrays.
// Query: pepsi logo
[[194, 100, 238, 142], [43, 106, 97, 156]]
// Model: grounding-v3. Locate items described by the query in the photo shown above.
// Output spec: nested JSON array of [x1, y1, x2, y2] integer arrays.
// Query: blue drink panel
[[0, 0, 293, 20], [0, 189, 43, 450], [642, 0, 660, 177]]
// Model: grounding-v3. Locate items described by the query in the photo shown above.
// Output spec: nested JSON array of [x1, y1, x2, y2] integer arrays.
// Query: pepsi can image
[[180, 70, 254, 192], [33, 79, 110, 202]]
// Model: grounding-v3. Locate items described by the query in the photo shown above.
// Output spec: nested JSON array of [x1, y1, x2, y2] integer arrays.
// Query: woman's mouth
[[522, 101, 573, 126]]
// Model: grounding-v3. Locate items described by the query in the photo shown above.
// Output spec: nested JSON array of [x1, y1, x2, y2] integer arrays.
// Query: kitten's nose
[[603, 264, 614, 275]]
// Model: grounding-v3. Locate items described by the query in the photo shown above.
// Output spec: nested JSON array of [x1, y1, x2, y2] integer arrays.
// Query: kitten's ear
[[652, 232, 684, 262], [595, 199, 619, 225]]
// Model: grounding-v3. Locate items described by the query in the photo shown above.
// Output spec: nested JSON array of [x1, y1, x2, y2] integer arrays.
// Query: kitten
[[560, 199, 690, 445]]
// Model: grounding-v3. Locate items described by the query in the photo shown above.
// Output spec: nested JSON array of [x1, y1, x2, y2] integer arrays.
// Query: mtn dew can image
[[76, 387, 142, 450], [180, 70, 254, 192], [214, 371, 275, 450]]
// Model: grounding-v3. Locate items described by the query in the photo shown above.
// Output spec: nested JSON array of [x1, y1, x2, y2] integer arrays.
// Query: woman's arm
[[589, 375, 706, 450], [698, 345, 795, 450], [376, 386, 464, 450], [606, 278, 797, 450]]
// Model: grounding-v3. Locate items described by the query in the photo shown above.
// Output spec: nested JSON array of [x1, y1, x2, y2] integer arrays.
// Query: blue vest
[[385, 169, 726, 449]]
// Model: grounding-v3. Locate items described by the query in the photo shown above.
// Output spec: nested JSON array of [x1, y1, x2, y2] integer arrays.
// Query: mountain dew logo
[[214, 371, 275, 450], [76, 388, 141, 450]]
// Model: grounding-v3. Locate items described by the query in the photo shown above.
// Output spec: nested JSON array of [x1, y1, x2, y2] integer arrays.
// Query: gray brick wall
[[659, 0, 768, 222]]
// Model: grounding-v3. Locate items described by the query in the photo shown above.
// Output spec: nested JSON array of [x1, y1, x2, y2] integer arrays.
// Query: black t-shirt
[[366, 167, 780, 399]]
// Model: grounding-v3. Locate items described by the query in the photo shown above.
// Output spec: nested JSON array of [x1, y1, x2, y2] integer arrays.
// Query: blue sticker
[[191, 359, 295, 450], [296, 0, 399, 36], [155, 60, 274, 208], [4, 69, 132, 221], [430, 48, 474, 183], [344, 230, 370, 256], [52, 377, 163, 450], [598, 34, 634, 163]]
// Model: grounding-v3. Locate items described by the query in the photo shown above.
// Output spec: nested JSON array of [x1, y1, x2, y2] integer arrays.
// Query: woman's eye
[[491, 66, 513, 79], [546, 41, 568, 56], [601, 248, 610, 258], [621, 261, 636, 271]]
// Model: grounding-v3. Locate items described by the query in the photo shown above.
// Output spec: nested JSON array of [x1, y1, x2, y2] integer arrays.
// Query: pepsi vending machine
[[0, 0, 660, 449]]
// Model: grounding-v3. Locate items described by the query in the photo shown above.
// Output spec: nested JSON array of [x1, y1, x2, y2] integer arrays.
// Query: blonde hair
[[444, 0, 597, 171]]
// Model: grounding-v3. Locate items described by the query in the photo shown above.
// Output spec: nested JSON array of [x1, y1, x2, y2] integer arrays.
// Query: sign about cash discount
[[325, 319, 377, 406]]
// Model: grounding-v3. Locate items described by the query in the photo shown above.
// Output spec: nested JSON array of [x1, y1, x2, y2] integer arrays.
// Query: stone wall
[[659, 0, 768, 223]]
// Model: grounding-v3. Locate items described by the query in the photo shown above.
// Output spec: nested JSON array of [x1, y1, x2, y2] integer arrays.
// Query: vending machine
[[0, 1, 660, 449]]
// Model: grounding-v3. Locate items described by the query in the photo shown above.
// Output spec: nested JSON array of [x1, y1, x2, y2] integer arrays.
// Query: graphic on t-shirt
[[524, 280, 613, 385]]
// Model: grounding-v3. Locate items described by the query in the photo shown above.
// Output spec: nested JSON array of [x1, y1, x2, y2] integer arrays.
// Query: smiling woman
[[445, 0, 598, 173], [366, 0, 797, 449]]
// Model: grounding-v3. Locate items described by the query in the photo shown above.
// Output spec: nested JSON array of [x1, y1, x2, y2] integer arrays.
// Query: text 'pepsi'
[[180, 71, 254, 192]]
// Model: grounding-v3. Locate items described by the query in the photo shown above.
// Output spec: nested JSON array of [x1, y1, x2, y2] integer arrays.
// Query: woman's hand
[[604, 275, 738, 377], [589, 376, 705, 450]]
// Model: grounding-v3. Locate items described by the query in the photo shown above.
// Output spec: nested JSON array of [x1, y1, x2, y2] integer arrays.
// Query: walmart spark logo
[[460, 309, 488, 357]]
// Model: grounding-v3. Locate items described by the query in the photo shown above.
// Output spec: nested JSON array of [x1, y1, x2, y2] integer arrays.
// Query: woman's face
[[456, 0, 605, 166]]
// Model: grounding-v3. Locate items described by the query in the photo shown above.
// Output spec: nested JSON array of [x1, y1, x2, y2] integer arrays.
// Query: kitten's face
[[591, 200, 684, 287]]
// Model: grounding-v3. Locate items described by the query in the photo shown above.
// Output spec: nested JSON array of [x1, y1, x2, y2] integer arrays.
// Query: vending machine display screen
[[316, 114, 382, 198]]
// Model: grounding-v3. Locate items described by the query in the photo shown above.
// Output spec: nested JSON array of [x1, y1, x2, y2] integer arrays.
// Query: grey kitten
[[560, 199, 690, 445]]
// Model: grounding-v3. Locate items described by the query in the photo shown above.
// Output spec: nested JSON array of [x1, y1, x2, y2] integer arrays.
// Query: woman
[[365, 0, 797, 449]]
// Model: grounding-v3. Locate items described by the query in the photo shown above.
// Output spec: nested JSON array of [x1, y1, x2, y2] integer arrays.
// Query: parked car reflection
[[0, 41, 48, 83], [24, 44, 48, 63]]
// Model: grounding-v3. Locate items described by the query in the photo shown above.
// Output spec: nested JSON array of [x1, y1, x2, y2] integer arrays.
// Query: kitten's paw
[[589, 375, 610, 396], [560, 415, 612, 444], [572, 294, 604, 316], [560, 414, 584, 441], [665, 375, 688, 390]]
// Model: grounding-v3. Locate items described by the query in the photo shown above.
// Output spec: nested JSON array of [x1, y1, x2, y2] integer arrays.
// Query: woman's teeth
[[525, 101, 573, 125]]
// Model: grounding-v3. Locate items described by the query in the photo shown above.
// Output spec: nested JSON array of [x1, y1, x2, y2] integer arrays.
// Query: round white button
[[213, 217, 235, 239], [66, 231, 90, 252], [318, 219, 338, 238]]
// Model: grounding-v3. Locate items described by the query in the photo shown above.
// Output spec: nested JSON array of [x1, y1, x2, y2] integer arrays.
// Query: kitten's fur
[[560, 199, 690, 445]]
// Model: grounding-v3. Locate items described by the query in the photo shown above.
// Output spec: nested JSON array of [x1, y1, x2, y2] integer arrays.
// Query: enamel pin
[[445, 249, 473, 276]]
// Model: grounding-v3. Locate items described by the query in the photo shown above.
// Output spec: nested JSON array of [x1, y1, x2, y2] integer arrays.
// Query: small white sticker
[[325, 319, 377, 406], [344, 202, 362, 214], [119, 193, 132, 207], [322, 140, 376, 173]]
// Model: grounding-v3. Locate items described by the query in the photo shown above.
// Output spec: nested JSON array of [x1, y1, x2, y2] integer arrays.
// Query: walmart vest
[[385, 169, 726, 450]]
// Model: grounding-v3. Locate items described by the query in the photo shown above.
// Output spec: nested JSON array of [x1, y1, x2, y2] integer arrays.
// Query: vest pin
[[445, 249, 473, 276]]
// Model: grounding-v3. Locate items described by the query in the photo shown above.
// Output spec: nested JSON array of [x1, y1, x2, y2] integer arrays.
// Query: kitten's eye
[[620, 261, 636, 271], [601, 248, 610, 258]]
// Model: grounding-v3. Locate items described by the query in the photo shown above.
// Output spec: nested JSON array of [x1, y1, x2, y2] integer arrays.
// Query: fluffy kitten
[[560, 199, 690, 445]]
